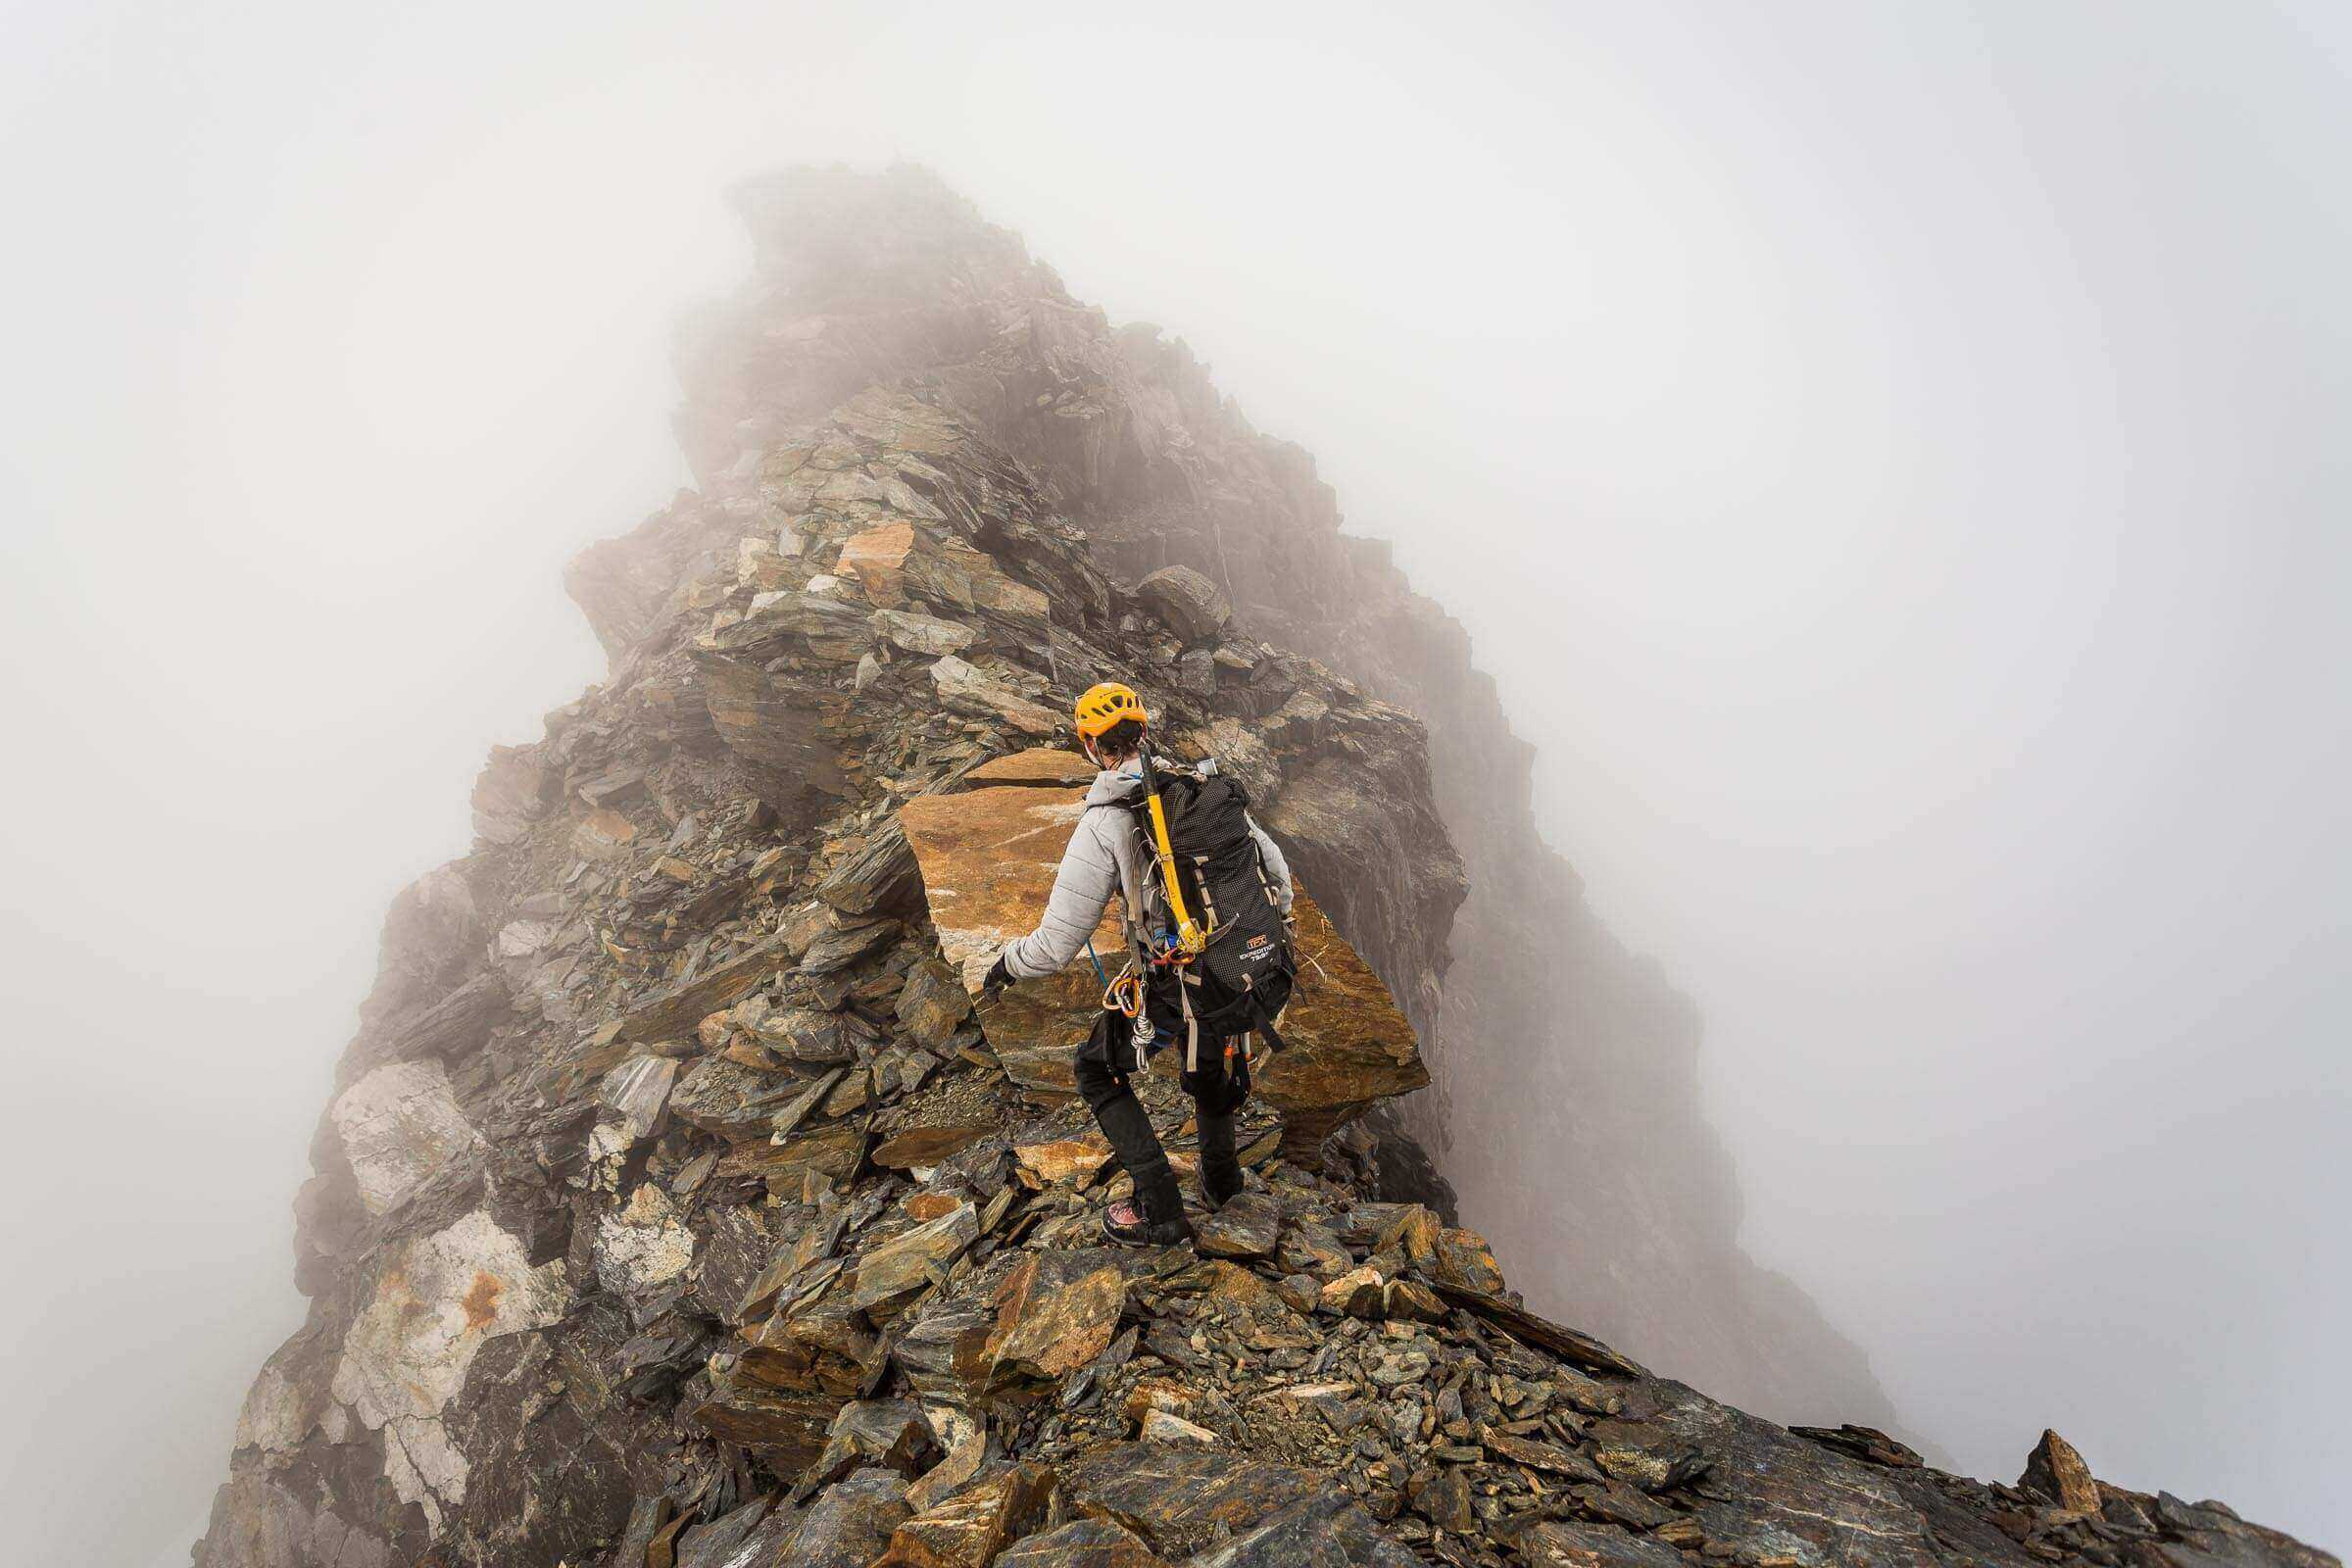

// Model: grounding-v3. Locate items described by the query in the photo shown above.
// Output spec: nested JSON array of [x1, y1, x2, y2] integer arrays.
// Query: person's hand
[[982, 955, 1013, 998]]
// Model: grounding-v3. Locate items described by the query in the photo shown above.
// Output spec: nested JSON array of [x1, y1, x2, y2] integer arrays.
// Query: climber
[[982, 681, 1296, 1247]]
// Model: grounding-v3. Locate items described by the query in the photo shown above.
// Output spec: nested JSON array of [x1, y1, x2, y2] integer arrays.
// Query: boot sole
[[1100, 1208, 1196, 1248]]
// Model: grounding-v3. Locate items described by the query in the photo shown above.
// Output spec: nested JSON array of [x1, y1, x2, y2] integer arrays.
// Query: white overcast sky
[[2, 3, 2344, 1562]]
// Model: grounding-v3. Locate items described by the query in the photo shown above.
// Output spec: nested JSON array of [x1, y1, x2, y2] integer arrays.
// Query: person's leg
[[1072, 1053, 1185, 1232], [1191, 1046, 1244, 1208]]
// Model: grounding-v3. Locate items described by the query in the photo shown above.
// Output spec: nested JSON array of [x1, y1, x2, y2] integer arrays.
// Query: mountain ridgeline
[[191, 168, 2334, 1568]]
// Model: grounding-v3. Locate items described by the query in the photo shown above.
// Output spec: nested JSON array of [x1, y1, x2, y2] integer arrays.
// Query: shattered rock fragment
[[851, 1203, 980, 1309], [1190, 1493, 1420, 1568], [928, 654, 1062, 734], [329, 1059, 480, 1214], [1059, 1443, 1325, 1559], [874, 1460, 1054, 1567], [997, 1517, 1171, 1568], [985, 1250, 1128, 1381], [1193, 1190, 1279, 1258], [799, 1399, 940, 1495], [1508, 1519, 1689, 1568], [782, 1467, 914, 1568]]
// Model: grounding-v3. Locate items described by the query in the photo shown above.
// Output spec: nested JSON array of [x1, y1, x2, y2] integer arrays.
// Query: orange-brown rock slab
[[874, 1462, 1055, 1568], [1013, 1135, 1113, 1188], [967, 747, 1098, 787], [897, 771, 1425, 1163], [2019, 1429, 2101, 1515], [984, 1249, 1128, 1381], [837, 519, 915, 603]]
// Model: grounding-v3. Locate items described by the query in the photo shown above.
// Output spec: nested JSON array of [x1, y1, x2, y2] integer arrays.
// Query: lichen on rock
[[326, 1209, 568, 1527]]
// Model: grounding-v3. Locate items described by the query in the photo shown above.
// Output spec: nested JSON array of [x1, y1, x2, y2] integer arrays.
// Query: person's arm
[[1246, 814, 1294, 914], [997, 810, 1120, 980]]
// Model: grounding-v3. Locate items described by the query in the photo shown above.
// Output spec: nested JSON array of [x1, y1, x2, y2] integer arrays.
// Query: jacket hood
[[1083, 766, 1148, 808]]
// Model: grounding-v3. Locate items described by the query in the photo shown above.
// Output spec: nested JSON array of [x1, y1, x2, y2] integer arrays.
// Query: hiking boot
[[1101, 1195, 1195, 1248], [1200, 1170, 1246, 1210]]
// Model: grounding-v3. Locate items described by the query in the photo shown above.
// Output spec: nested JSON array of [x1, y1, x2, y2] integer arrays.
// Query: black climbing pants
[[1072, 1049, 1243, 1225]]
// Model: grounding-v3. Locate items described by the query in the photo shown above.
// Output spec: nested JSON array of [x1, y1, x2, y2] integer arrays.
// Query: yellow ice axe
[[1141, 754, 1207, 956]]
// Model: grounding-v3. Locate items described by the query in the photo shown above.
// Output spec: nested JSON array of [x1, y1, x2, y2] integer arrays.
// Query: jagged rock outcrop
[[191, 167, 2335, 1568]]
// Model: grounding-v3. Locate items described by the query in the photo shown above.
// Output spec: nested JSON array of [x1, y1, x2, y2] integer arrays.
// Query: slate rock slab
[[783, 1467, 913, 1568], [1508, 1519, 1690, 1568], [985, 1249, 1128, 1381], [996, 1516, 1171, 1567], [1188, 1492, 1418, 1568], [1059, 1442, 1327, 1558], [1194, 1191, 1279, 1259], [874, 1460, 1055, 1568]]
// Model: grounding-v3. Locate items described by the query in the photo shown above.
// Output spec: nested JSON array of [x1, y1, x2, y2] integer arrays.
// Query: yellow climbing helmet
[[1073, 681, 1147, 740]]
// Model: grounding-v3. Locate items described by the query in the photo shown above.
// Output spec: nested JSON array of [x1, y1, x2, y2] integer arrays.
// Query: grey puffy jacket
[[998, 760, 1293, 981]]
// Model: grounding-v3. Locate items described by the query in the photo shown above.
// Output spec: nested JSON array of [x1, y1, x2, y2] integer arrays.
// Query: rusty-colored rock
[[966, 748, 1097, 787], [837, 519, 915, 602], [1320, 1265, 1385, 1318], [875, 1461, 1055, 1568], [690, 1375, 839, 1469], [2018, 1428, 2101, 1514], [572, 807, 639, 859], [1123, 1378, 1198, 1431], [873, 1124, 991, 1169], [1013, 1136, 1112, 1188], [1423, 1226, 1505, 1295], [1381, 1277, 1447, 1323], [985, 1249, 1127, 1381], [798, 1399, 940, 1496], [716, 1118, 869, 1194], [895, 957, 972, 1048]]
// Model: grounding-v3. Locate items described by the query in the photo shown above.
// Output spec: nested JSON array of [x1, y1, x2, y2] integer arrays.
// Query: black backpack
[[1127, 760, 1295, 1098]]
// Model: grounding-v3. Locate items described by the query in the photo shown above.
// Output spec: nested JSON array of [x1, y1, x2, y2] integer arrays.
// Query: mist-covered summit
[[192, 167, 2333, 1568]]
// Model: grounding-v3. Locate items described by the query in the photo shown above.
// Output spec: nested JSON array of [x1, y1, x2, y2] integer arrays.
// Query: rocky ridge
[[192, 169, 2336, 1568], [665, 166, 1888, 1427]]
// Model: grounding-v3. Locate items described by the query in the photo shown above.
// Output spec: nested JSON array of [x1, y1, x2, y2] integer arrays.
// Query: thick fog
[[3, 4, 2343, 1562]]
